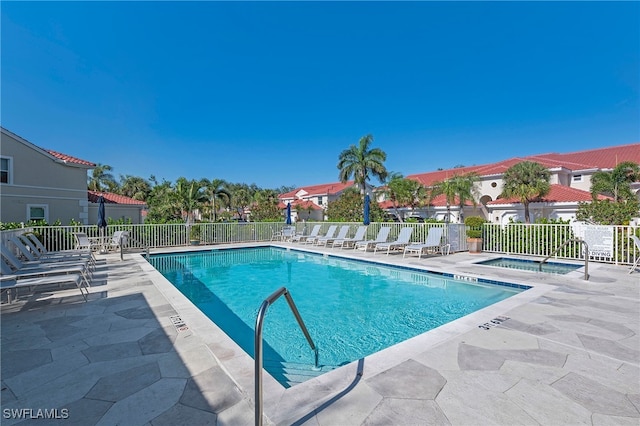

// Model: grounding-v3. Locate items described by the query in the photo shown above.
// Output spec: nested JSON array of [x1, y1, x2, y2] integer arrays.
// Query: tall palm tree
[[337, 134, 388, 195], [432, 172, 479, 223], [88, 164, 117, 192], [590, 161, 640, 202], [500, 161, 551, 224], [203, 178, 231, 221], [174, 178, 207, 223]]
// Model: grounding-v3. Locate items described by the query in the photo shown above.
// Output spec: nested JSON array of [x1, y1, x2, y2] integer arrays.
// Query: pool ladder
[[539, 238, 589, 280], [254, 287, 318, 426]]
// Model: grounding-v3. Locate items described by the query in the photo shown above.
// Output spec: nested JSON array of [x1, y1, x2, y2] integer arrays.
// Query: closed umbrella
[[286, 202, 292, 225], [363, 194, 370, 225], [97, 195, 107, 252]]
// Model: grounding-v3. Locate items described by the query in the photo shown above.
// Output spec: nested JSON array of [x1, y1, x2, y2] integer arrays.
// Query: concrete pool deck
[[1, 243, 639, 425]]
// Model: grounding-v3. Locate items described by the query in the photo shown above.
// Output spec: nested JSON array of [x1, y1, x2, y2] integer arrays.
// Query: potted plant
[[189, 225, 201, 246], [464, 216, 485, 253]]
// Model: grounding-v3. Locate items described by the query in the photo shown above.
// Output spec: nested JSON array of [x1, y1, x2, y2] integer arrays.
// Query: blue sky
[[2, 1, 638, 190]]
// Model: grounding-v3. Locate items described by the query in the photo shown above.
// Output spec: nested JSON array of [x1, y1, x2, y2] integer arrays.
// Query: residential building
[[1, 127, 146, 225], [279, 181, 367, 221], [405, 143, 640, 224]]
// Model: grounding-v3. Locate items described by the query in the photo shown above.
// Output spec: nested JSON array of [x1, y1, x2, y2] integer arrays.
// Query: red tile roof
[[46, 149, 96, 167], [278, 199, 323, 210], [280, 181, 355, 199], [488, 184, 610, 205], [407, 143, 640, 186], [88, 190, 147, 205]]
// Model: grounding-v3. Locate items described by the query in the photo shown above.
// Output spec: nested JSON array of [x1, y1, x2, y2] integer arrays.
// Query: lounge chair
[[630, 235, 640, 274], [1, 245, 92, 288], [292, 224, 321, 243], [104, 230, 129, 252], [315, 225, 350, 247], [374, 227, 414, 255], [1, 273, 88, 304], [332, 225, 368, 249], [22, 233, 94, 260], [403, 227, 446, 259], [354, 227, 391, 251], [9, 236, 94, 272], [304, 225, 337, 245]]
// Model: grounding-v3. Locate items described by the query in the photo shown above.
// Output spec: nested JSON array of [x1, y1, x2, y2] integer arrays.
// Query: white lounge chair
[[1, 245, 93, 287], [23, 233, 94, 258], [304, 225, 337, 245], [316, 225, 350, 247], [333, 225, 368, 249], [403, 227, 446, 259], [74, 232, 100, 251], [629, 235, 640, 274], [292, 225, 321, 243], [1, 273, 87, 304], [374, 227, 414, 255], [354, 227, 391, 251]]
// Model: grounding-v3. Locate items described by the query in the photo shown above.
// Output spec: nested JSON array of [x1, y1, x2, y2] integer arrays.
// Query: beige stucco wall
[[88, 204, 145, 225], [1, 130, 91, 224]]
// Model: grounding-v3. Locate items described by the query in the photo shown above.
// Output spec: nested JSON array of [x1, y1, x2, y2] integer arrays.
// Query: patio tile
[[363, 399, 450, 425], [150, 403, 217, 426], [366, 359, 445, 400], [85, 362, 162, 402], [179, 365, 244, 413]]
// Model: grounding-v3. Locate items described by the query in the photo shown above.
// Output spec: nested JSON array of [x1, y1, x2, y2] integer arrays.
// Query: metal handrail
[[254, 287, 318, 426], [540, 238, 589, 280]]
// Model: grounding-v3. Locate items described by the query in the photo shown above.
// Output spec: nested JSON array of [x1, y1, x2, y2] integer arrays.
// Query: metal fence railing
[[2, 222, 638, 266]]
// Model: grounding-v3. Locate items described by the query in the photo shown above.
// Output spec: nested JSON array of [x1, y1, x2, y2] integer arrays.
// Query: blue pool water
[[149, 247, 527, 387], [477, 257, 581, 274]]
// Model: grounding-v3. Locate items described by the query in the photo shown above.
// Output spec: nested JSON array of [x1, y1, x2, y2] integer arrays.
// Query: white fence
[[2, 222, 638, 266]]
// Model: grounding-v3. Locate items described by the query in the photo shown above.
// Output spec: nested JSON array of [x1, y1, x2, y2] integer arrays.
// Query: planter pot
[[189, 239, 200, 246], [467, 238, 483, 253]]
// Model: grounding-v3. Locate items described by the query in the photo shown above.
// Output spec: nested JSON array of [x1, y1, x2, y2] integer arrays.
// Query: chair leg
[[630, 256, 640, 274]]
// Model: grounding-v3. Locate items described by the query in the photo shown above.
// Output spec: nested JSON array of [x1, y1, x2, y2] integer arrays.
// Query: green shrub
[[464, 216, 485, 238]]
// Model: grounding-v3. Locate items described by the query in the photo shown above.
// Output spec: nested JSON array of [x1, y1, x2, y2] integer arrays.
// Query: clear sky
[[2, 1, 639, 190]]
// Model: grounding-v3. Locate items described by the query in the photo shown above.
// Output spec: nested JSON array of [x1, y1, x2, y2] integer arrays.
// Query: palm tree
[[500, 161, 551, 224], [383, 173, 423, 222], [432, 172, 479, 223], [174, 178, 207, 223], [119, 175, 151, 201], [590, 161, 640, 202], [203, 178, 231, 221], [88, 164, 117, 192], [337, 134, 387, 195]]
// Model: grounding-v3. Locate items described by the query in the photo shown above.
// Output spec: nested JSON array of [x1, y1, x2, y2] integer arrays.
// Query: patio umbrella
[[363, 194, 370, 225], [286, 202, 292, 225], [97, 195, 107, 252]]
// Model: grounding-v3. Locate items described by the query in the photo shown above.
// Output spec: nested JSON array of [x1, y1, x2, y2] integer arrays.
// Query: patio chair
[[1, 245, 92, 287], [304, 225, 337, 245], [374, 227, 414, 255], [23, 233, 94, 260], [1, 273, 88, 304], [292, 224, 321, 243], [271, 226, 296, 242], [74, 232, 101, 251], [315, 225, 350, 247], [332, 225, 368, 249], [102, 230, 129, 252], [354, 227, 391, 251], [18, 234, 95, 266], [629, 235, 640, 274], [403, 227, 446, 259]]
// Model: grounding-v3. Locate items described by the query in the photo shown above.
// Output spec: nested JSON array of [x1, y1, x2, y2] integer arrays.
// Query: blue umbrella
[[97, 195, 107, 252], [285, 202, 292, 225], [363, 194, 370, 225], [97, 196, 107, 229]]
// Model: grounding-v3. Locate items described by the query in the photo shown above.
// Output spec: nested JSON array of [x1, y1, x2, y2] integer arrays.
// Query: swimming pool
[[149, 247, 528, 387], [477, 257, 582, 274]]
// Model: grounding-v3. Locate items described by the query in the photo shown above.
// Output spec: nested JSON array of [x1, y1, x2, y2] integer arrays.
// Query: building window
[[27, 205, 48, 222], [572, 175, 582, 182], [318, 196, 324, 205], [0, 157, 11, 184]]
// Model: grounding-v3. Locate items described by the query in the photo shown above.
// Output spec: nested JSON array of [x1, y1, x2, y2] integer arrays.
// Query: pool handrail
[[540, 238, 589, 280], [254, 286, 318, 426]]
